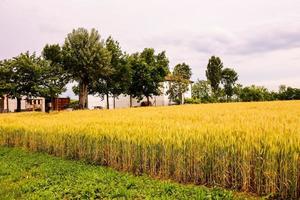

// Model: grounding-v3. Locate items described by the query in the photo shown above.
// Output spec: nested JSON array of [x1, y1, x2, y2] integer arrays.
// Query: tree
[[167, 63, 192, 104], [90, 36, 130, 109], [128, 48, 169, 105], [278, 85, 300, 100], [192, 80, 212, 103], [221, 68, 238, 101], [62, 28, 111, 109], [0, 60, 14, 112], [233, 84, 243, 101], [206, 56, 223, 96], [41, 44, 69, 111], [239, 85, 270, 102], [6, 52, 45, 112]]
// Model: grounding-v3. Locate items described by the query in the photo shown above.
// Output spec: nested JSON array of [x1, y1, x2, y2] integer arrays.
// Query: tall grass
[[0, 101, 299, 198]]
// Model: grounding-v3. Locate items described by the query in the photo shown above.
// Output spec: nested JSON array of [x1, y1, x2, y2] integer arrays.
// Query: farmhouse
[[0, 96, 45, 113], [88, 80, 193, 109], [0, 80, 192, 112]]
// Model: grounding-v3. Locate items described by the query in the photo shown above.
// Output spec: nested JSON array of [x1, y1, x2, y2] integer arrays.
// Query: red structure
[[51, 98, 70, 111]]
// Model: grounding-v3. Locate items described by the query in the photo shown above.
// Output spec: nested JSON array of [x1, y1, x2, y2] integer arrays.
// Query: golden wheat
[[0, 101, 299, 198]]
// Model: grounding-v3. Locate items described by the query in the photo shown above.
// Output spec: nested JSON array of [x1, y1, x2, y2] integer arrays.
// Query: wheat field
[[0, 101, 299, 198]]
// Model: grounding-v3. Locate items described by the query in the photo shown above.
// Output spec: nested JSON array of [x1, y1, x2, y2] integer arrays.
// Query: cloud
[[148, 23, 300, 56]]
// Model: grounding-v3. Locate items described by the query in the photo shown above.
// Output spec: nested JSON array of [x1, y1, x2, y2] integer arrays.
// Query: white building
[[88, 81, 192, 110], [0, 96, 45, 113]]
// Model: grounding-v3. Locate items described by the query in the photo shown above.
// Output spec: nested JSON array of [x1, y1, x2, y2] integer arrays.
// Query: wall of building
[[87, 81, 192, 110], [1, 96, 45, 113]]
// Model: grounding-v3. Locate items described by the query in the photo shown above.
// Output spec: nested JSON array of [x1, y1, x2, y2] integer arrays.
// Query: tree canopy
[[90, 36, 130, 109], [41, 44, 69, 100], [62, 28, 111, 109], [206, 56, 223, 95], [167, 63, 192, 104], [128, 48, 169, 105], [221, 68, 238, 101], [192, 80, 212, 103]]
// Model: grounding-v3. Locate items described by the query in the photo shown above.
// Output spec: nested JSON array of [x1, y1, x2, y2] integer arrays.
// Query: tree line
[[0, 28, 191, 111], [191, 56, 300, 103], [1, 27, 299, 112]]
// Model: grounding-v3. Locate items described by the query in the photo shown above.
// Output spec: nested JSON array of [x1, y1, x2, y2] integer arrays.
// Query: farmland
[[0, 101, 299, 199], [0, 147, 236, 199]]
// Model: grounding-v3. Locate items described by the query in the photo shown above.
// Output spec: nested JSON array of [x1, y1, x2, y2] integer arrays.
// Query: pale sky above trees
[[1, 0, 299, 97]]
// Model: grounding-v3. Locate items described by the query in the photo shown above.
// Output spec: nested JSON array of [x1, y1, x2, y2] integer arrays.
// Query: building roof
[[164, 75, 194, 83]]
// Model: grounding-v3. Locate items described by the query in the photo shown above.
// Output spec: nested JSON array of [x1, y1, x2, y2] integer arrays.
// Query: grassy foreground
[[0, 147, 246, 200], [0, 101, 299, 198]]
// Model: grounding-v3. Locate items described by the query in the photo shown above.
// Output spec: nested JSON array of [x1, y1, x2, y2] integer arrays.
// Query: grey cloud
[[149, 24, 300, 56], [236, 29, 300, 54]]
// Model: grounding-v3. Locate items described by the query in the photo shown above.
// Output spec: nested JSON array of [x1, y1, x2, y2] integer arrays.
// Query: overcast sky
[[1, 0, 300, 97]]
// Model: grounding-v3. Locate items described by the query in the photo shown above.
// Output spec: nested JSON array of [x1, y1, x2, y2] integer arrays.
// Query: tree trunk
[[106, 93, 109, 109], [6, 95, 9, 113], [113, 96, 116, 109], [179, 92, 183, 104], [147, 96, 150, 105], [129, 95, 133, 107], [16, 97, 21, 112], [79, 81, 88, 109]]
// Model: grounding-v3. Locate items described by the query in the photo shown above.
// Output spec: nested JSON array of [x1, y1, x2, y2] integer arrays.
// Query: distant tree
[[62, 28, 111, 109], [278, 85, 287, 95], [173, 63, 192, 80], [192, 80, 212, 103], [239, 85, 270, 102], [167, 63, 192, 104], [206, 56, 223, 96], [233, 84, 243, 101], [41, 44, 69, 111], [278, 85, 300, 100], [128, 48, 169, 106], [90, 36, 130, 109], [221, 68, 238, 101]]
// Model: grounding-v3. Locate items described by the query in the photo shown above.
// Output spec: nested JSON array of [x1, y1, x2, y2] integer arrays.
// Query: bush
[[184, 98, 201, 104]]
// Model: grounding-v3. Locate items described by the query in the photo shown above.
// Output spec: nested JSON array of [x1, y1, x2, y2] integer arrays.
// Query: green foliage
[[0, 147, 235, 200], [173, 63, 192, 80], [221, 68, 238, 101], [239, 85, 271, 102], [5, 52, 46, 98], [62, 28, 111, 109], [167, 63, 192, 104], [192, 80, 212, 103], [277, 85, 300, 100], [128, 48, 169, 103], [41, 44, 69, 99], [206, 56, 223, 95], [0, 60, 13, 98], [90, 36, 131, 109], [184, 98, 201, 104], [68, 99, 80, 109]]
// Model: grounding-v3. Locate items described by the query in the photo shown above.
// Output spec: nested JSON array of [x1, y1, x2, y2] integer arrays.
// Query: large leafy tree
[[128, 48, 169, 105], [41, 44, 69, 111], [5, 52, 46, 112], [167, 63, 192, 104], [90, 36, 130, 109], [206, 56, 223, 96], [62, 28, 111, 109], [221, 68, 238, 101]]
